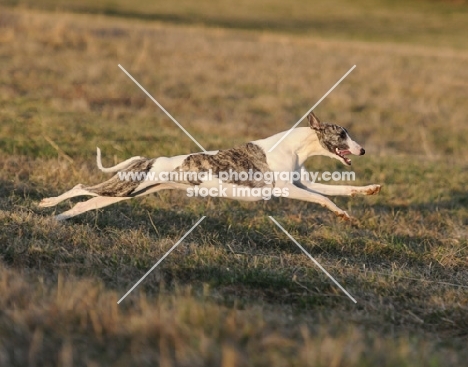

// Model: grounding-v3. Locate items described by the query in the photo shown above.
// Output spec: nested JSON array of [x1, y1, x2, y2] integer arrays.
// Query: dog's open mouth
[[335, 148, 352, 165]]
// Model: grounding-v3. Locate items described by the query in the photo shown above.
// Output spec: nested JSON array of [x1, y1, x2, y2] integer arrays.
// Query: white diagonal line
[[117, 216, 206, 304], [268, 216, 357, 303], [118, 64, 207, 152], [268, 65, 356, 152]]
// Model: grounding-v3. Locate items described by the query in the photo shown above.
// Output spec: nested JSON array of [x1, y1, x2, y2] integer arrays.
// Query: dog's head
[[307, 111, 365, 166]]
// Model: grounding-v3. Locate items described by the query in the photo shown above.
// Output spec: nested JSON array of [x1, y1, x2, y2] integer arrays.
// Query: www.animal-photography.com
[[0, 0, 467, 366]]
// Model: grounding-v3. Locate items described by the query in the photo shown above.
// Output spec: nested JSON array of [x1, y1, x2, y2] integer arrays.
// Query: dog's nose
[[360, 148, 365, 155]]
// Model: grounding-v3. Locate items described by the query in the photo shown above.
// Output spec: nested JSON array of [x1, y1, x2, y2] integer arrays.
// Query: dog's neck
[[256, 127, 332, 167], [294, 127, 331, 164]]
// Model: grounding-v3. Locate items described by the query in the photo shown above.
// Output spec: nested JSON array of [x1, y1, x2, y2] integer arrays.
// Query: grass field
[[4, 0, 468, 49], [0, 1, 467, 366]]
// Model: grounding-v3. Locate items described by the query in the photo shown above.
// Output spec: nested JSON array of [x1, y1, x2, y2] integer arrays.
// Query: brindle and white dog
[[39, 112, 381, 221]]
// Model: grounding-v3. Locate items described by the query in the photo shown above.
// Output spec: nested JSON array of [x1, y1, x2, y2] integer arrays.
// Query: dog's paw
[[365, 184, 381, 196], [352, 184, 381, 196], [55, 213, 70, 221], [38, 197, 58, 208], [335, 210, 352, 221]]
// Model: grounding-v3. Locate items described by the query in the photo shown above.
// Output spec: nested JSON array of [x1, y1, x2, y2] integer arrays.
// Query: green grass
[[5, 0, 468, 49], [3, 0, 468, 49], [0, 4, 467, 367]]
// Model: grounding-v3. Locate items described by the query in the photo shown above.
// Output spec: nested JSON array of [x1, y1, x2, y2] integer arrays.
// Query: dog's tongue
[[335, 148, 352, 165]]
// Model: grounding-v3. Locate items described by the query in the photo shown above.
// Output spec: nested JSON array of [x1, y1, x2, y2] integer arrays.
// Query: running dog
[[39, 112, 381, 220]]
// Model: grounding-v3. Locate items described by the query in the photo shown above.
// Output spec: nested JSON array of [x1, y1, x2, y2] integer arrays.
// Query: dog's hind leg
[[285, 183, 351, 220], [55, 196, 130, 221], [39, 184, 98, 208], [55, 183, 175, 221]]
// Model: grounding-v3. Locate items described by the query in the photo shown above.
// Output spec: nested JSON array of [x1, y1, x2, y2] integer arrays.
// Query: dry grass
[[4, 0, 468, 49], [0, 4, 467, 367]]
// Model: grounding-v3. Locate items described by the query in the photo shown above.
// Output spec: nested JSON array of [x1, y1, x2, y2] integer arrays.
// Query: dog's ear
[[307, 111, 322, 130]]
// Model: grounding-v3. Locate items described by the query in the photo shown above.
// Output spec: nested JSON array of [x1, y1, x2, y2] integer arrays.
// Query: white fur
[[39, 126, 381, 221]]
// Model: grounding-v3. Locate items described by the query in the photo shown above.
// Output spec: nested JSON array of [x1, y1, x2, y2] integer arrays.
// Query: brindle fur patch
[[175, 143, 271, 187], [85, 158, 156, 197], [314, 124, 350, 153], [307, 111, 350, 154]]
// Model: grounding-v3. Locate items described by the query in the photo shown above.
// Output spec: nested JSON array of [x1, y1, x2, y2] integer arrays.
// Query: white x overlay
[[117, 216, 206, 304], [117, 64, 357, 304], [118, 64, 206, 152], [268, 65, 356, 152], [269, 216, 357, 303]]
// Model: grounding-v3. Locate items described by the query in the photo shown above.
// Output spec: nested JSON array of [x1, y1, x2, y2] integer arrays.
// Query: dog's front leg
[[297, 167, 381, 196], [283, 183, 351, 221], [297, 181, 381, 197]]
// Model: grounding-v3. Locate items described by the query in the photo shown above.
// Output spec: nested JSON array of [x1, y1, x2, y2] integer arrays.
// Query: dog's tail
[[96, 147, 144, 173]]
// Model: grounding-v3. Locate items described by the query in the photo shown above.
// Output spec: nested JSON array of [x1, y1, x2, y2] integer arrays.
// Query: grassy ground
[[0, 3, 467, 367], [4, 0, 468, 49]]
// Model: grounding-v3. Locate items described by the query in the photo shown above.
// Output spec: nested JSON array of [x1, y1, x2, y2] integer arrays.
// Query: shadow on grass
[[369, 189, 468, 213], [2, 177, 464, 299], [2, 195, 464, 315]]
